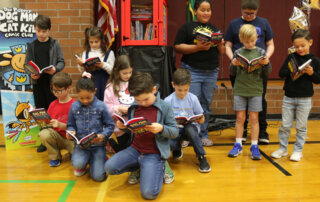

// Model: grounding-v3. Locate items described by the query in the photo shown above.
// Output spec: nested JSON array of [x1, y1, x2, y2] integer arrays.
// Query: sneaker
[[49, 159, 60, 167], [228, 143, 243, 157], [74, 168, 86, 177], [250, 145, 262, 160], [258, 131, 270, 145], [201, 138, 213, 146], [181, 140, 190, 148], [242, 129, 247, 142], [198, 156, 211, 173], [37, 144, 47, 152], [271, 149, 288, 159], [172, 150, 183, 159], [128, 169, 140, 185], [163, 161, 174, 184], [290, 152, 303, 162]]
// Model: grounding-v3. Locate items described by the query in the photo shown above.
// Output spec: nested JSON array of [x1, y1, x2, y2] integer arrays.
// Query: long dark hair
[[194, 0, 213, 10], [84, 26, 107, 54], [107, 55, 133, 97]]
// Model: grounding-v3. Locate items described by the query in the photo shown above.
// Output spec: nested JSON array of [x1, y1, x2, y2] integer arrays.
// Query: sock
[[236, 138, 242, 146], [251, 140, 258, 145]]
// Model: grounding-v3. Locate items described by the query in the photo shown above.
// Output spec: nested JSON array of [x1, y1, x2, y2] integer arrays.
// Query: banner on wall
[[0, 7, 37, 91], [1, 90, 41, 150]]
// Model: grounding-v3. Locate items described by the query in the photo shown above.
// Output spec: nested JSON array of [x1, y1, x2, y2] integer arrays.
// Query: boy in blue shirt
[[165, 68, 210, 172]]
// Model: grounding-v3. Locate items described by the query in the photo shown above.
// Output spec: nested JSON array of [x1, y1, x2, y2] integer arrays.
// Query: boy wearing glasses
[[38, 72, 75, 167], [224, 0, 274, 144]]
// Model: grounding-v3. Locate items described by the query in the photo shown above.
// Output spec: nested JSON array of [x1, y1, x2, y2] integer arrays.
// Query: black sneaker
[[258, 131, 269, 145], [242, 129, 247, 142], [198, 156, 211, 173], [172, 150, 183, 159], [37, 144, 47, 152]]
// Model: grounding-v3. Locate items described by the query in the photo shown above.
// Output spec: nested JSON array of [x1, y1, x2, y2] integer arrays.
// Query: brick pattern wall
[[20, 0, 95, 95], [211, 82, 320, 115]]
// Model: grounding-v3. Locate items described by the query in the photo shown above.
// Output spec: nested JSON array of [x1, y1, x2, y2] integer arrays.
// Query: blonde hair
[[239, 24, 257, 41]]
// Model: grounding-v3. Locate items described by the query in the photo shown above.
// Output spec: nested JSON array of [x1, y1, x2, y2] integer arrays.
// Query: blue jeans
[[278, 96, 312, 152], [170, 124, 206, 156], [72, 145, 106, 182], [181, 62, 219, 138], [105, 146, 165, 200]]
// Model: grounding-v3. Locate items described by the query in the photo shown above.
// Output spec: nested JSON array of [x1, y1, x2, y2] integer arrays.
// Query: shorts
[[234, 95, 262, 112]]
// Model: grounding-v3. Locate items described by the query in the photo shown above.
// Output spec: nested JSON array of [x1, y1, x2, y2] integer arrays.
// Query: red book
[[25, 61, 54, 75], [66, 131, 97, 149], [175, 114, 203, 125], [235, 53, 265, 72], [113, 113, 151, 135], [29, 108, 52, 129]]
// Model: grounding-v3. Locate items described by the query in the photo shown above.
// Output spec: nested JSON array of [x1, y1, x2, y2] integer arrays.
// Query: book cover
[[29, 108, 52, 130], [211, 33, 224, 44], [1, 90, 41, 150], [25, 61, 54, 75], [66, 131, 97, 149], [288, 57, 312, 81], [175, 114, 203, 125], [83, 57, 101, 72], [195, 31, 224, 44], [235, 53, 265, 72], [113, 113, 151, 135]]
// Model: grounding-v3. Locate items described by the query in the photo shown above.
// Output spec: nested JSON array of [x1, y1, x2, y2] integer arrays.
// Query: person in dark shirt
[[26, 15, 65, 152], [271, 29, 320, 162]]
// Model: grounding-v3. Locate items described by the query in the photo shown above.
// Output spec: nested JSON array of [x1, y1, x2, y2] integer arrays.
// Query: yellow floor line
[[95, 175, 110, 202]]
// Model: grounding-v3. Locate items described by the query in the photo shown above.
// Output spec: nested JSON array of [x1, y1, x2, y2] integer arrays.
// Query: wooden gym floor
[[1, 120, 320, 201]]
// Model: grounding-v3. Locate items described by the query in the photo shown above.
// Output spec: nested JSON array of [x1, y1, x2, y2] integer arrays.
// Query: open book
[[25, 61, 54, 75], [75, 55, 101, 72], [288, 57, 312, 81], [29, 108, 52, 129], [235, 53, 265, 72], [113, 113, 151, 135], [66, 131, 97, 149], [195, 30, 224, 44], [175, 114, 203, 125]]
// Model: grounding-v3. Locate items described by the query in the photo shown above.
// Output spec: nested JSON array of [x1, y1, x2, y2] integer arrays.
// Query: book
[[113, 113, 151, 135], [195, 30, 224, 44], [175, 114, 204, 125], [84, 57, 101, 72], [25, 61, 54, 75], [288, 57, 312, 81], [28, 108, 52, 130], [66, 131, 97, 149], [235, 53, 265, 72]]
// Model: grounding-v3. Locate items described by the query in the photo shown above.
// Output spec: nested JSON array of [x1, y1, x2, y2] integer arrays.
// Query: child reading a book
[[271, 29, 320, 161], [104, 55, 134, 152], [25, 14, 65, 153], [38, 72, 76, 167], [224, 0, 275, 144], [165, 68, 210, 172], [67, 76, 114, 181], [174, 0, 225, 147], [228, 24, 271, 160], [76, 26, 115, 101], [105, 72, 178, 200]]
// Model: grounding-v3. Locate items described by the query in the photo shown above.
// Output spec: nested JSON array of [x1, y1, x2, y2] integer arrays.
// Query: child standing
[[26, 14, 65, 153], [174, 0, 225, 147], [67, 77, 114, 182], [228, 24, 271, 160], [104, 55, 134, 152], [165, 68, 211, 172], [271, 29, 320, 161], [39, 72, 76, 167], [76, 26, 115, 101], [105, 72, 178, 200]]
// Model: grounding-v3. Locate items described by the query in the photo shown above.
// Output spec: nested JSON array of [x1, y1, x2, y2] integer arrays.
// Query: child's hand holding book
[[258, 56, 269, 66], [144, 123, 163, 134], [66, 130, 75, 140], [90, 134, 104, 143], [302, 65, 314, 76]]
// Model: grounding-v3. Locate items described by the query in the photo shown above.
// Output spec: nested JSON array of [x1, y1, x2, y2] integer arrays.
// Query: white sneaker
[[290, 152, 303, 162], [74, 168, 86, 177], [271, 149, 288, 159]]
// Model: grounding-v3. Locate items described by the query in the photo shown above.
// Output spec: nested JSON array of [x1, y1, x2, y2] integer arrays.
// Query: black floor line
[[259, 149, 292, 176]]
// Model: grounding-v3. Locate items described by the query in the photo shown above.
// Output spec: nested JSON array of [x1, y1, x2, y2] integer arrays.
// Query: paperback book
[[195, 30, 224, 44], [29, 108, 52, 129], [288, 57, 312, 81], [75, 54, 101, 72], [113, 113, 151, 135], [66, 131, 97, 149], [175, 114, 203, 125], [235, 53, 265, 72], [25, 61, 54, 75]]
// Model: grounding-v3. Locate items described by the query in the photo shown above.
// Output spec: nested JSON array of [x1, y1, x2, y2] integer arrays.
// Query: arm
[[279, 56, 291, 79], [217, 40, 226, 55], [66, 105, 77, 132], [265, 39, 275, 59], [54, 41, 65, 72], [174, 41, 211, 55], [102, 50, 115, 74], [225, 41, 234, 61], [101, 104, 115, 139], [158, 105, 179, 139], [308, 59, 320, 84]]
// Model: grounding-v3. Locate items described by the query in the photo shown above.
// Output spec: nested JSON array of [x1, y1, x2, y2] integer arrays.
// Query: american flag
[[97, 0, 118, 48]]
